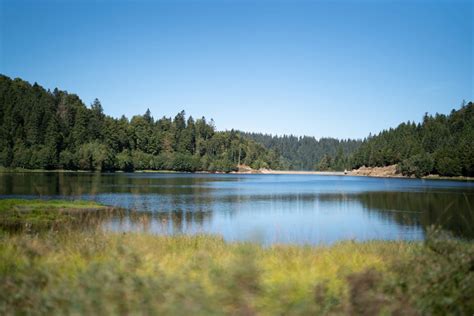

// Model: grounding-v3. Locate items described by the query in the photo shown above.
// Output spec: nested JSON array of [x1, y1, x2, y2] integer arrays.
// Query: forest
[[351, 101, 474, 177], [244, 102, 474, 177], [1, 74, 472, 177], [0, 75, 281, 172], [241, 132, 361, 170]]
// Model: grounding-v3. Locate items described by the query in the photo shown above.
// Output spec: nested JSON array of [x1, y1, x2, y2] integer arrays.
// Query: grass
[[0, 199, 116, 232], [0, 231, 417, 315], [0, 199, 473, 315]]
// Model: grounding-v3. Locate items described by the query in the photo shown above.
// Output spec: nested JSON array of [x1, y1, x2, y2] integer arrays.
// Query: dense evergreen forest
[[351, 101, 474, 177], [1, 74, 472, 177], [240, 133, 361, 170], [0, 75, 281, 172]]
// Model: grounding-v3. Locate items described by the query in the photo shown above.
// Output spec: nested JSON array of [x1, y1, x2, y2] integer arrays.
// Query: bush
[[153, 153, 174, 170], [77, 142, 114, 171], [0, 147, 13, 167], [131, 150, 154, 170], [115, 150, 133, 171], [28, 146, 51, 169], [250, 159, 269, 170], [397, 153, 434, 178], [388, 229, 474, 315], [208, 158, 237, 173], [171, 154, 201, 172], [11, 145, 33, 169], [59, 150, 77, 170], [435, 156, 462, 177]]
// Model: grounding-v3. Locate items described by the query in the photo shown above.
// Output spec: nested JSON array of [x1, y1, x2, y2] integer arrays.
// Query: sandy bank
[[259, 169, 345, 175], [231, 165, 345, 175], [348, 165, 403, 178]]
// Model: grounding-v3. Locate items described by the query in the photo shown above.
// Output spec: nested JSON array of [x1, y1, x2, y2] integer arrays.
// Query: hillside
[[351, 102, 474, 177], [0, 75, 281, 172], [1, 74, 472, 177], [241, 132, 361, 171]]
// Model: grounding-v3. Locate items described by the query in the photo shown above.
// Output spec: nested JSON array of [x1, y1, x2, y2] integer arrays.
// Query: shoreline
[[1, 167, 472, 181], [232, 169, 346, 176]]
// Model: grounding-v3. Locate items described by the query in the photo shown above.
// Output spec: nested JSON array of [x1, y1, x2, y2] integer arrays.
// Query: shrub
[[171, 154, 201, 172], [77, 142, 114, 171], [59, 150, 77, 170], [435, 156, 462, 177], [250, 159, 269, 170], [208, 158, 237, 173], [131, 150, 154, 170], [388, 229, 474, 315], [397, 153, 434, 177], [115, 150, 133, 171]]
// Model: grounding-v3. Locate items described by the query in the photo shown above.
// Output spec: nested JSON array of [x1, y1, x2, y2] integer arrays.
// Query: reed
[[0, 199, 472, 315]]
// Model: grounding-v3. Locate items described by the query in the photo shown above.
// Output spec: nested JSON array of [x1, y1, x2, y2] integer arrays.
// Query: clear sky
[[0, 0, 472, 139]]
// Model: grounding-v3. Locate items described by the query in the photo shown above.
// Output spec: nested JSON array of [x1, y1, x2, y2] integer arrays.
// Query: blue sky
[[1, 0, 472, 139]]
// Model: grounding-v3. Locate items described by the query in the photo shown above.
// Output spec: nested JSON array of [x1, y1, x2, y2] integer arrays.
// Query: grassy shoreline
[[0, 199, 473, 314], [0, 231, 416, 315], [0, 199, 118, 232]]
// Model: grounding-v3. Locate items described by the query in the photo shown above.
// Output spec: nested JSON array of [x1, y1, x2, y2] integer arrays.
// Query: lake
[[1, 172, 473, 245]]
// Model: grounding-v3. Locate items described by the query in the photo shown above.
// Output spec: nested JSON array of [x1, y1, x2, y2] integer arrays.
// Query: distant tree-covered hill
[[1, 74, 471, 177], [240, 133, 362, 171], [351, 102, 474, 177], [0, 75, 281, 172]]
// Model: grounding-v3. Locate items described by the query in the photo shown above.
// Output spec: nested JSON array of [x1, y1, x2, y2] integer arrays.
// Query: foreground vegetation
[[0, 199, 473, 315], [1, 230, 473, 315]]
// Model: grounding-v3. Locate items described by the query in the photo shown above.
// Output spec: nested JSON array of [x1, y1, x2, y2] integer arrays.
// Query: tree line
[[0, 75, 281, 172], [240, 133, 362, 171], [351, 101, 474, 177], [1, 74, 472, 177]]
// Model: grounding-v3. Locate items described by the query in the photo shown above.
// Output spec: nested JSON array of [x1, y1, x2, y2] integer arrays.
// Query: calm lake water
[[1, 172, 473, 245]]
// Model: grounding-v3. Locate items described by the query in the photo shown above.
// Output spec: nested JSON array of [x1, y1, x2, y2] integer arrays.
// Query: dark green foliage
[[115, 150, 134, 171], [208, 158, 237, 173], [397, 153, 434, 178], [352, 101, 474, 177], [59, 150, 76, 170], [0, 75, 279, 172], [241, 133, 361, 171], [3, 74, 471, 176], [340, 229, 474, 315], [435, 156, 462, 177], [389, 229, 474, 315], [170, 153, 201, 172], [316, 154, 333, 171]]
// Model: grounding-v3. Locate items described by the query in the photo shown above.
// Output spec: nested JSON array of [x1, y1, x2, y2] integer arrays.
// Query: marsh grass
[[0, 199, 124, 232], [0, 230, 420, 315], [0, 199, 473, 315]]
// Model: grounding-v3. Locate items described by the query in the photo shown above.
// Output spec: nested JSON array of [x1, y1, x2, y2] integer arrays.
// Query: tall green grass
[[0, 199, 120, 232], [2, 229, 472, 315], [0, 230, 418, 315], [0, 199, 473, 315]]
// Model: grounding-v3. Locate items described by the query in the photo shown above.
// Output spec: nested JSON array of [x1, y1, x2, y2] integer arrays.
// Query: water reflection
[[107, 209, 213, 235], [0, 173, 472, 244], [356, 191, 474, 238]]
